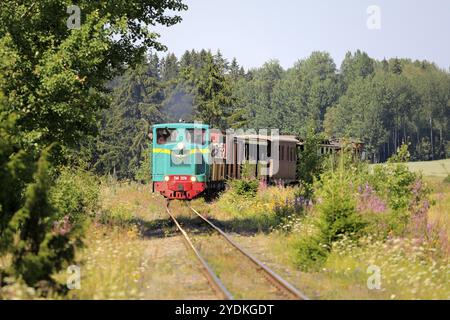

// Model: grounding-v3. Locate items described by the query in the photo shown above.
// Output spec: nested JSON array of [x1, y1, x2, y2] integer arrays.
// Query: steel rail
[[165, 202, 234, 300], [188, 205, 309, 300]]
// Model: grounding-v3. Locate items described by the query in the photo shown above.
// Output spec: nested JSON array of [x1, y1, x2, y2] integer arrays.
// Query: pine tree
[[94, 55, 164, 179], [185, 53, 235, 129]]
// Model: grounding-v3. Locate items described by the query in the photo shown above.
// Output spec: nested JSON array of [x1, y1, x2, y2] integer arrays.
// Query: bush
[[3, 147, 84, 290], [50, 167, 100, 225], [295, 160, 366, 271], [388, 143, 410, 163], [368, 163, 418, 211], [228, 179, 259, 198], [135, 146, 152, 183], [297, 129, 326, 187], [293, 150, 433, 271]]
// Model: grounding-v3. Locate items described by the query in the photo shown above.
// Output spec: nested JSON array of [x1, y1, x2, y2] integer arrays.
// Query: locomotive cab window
[[156, 128, 178, 145], [186, 129, 207, 145]]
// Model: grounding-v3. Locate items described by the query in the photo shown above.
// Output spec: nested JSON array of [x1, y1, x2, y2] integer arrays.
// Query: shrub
[[368, 163, 419, 211], [294, 150, 433, 271], [50, 167, 100, 225], [295, 160, 366, 271], [228, 179, 259, 198], [388, 143, 411, 163], [5, 147, 81, 289], [135, 145, 152, 183], [241, 161, 258, 180], [314, 170, 366, 243], [294, 235, 329, 270], [297, 129, 326, 187]]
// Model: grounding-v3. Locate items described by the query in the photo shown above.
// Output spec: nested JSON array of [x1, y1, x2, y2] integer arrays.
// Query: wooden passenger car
[[297, 138, 364, 159], [209, 133, 299, 185]]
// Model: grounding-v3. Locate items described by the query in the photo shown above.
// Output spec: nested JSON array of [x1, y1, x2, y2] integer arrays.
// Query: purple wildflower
[[357, 182, 386, 214]]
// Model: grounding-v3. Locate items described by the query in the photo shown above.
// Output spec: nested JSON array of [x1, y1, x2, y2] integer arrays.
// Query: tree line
[[92, 49, 450, 179]]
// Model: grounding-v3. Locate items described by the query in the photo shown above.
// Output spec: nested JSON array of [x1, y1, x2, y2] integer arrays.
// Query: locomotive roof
[[152, 123, 209, 129]]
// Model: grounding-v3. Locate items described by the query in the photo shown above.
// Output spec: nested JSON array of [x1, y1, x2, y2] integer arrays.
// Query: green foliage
[[93, 55, 164, 179], [297, 129, 326, 188], [369, 164, 418, 211], [295, 159, 365, 271], [183, 51, 237, 129], [94, 49, 449, 182], [414, 137, 433, 161], [0, 0, 186, 293], [241, 161, 258, 180], [340, 50, 375, 88], [0, 1, 186, 151], [135, 145, 152, 183], [50, 167, 100, 224], [314, 172, 364, 243], [294, 151, 432, 271], [388, 143, 411, 163], [7, 146, 77, 288], [293, 235, 329, 271], [228, 179, 259, 198]]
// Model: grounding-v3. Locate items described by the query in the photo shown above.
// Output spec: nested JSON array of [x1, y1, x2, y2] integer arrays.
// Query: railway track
[[165, 201, 309, 300]]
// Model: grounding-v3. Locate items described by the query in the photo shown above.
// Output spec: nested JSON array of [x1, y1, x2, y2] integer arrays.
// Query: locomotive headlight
[[190, 176, 197, 182], [164, 176, 170, 182]]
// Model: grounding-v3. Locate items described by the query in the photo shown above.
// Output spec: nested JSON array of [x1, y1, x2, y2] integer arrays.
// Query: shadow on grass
[[138, 214, 278, 240]]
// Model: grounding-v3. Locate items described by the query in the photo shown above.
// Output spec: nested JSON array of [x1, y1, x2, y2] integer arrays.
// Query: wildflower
[[52, 216, 72, 236], [357, 183, 386, 213]]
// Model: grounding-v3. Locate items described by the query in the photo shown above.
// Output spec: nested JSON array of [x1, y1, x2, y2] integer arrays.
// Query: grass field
[[210, 159, 450, 300], [59, 183, 218, 300], [53, 159, 449, 300], [406, 159, 450, 177]]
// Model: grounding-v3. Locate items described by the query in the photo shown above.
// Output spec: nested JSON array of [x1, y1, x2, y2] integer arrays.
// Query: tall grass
[[211, 159, 449, 299], [64, 224, 147, 299], [213, 186, 307, 232]]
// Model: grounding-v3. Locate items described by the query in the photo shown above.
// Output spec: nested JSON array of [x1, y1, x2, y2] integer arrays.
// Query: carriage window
[[156, 128, 178, 145], [186, 129, 207, 145]]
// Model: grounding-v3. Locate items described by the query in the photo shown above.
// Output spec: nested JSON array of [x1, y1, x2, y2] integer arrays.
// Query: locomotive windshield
[[186, 128, 207, 145], [156, 128, 178, 145]]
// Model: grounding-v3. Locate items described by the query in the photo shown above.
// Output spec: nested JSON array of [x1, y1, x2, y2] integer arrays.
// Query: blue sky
[[154, 0, 450, 70]]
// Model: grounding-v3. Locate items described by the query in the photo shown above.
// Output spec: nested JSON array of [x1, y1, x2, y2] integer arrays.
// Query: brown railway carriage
[[209, 133, 299, 185], [297, 138, 364, 159]]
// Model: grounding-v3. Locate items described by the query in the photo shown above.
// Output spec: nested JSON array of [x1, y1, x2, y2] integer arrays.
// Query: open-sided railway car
[[151, 123, 299, 200]]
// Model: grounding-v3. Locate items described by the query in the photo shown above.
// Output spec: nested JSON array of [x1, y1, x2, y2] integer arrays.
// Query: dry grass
[[406, 159, 450, 178], [231, 232, 450, 300], [99, 181, 166, 221], [66, 224, 148, 299], [192, 233, 288, 300], [63, 181, 217, 300], [426, 176, 450, 238]]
